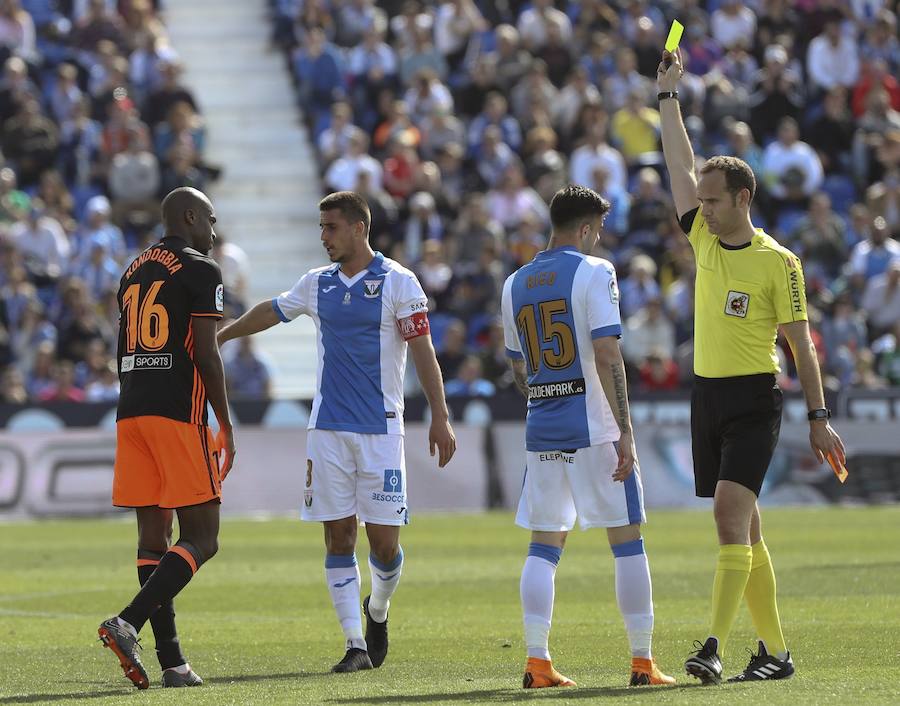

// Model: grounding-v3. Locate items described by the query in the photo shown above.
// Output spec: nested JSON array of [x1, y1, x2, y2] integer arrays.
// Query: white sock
[[325, 554, 366, 650], [164, 663, 191, 674], [368, 546, 404, 623], [612, 538, 654, 659], [521, 543, 562, 661]]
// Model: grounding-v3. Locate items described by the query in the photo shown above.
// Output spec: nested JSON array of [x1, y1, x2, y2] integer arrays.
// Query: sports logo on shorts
[[215, 284, 224, 312], [304, 490, 313, 507], [383, 468, 402, 493], [306, 459, 312, 488], [725, 291, 750, 318], [363, 279, 383, 298]]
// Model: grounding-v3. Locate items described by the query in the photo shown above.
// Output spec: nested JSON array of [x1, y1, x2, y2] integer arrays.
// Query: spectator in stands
[[0, 365, 27, 403], [723, 121, 763, 178], [610, 86, 660, 167], [415, 237, 452, 305], [849, 215, 900, 290], [0, 0, 37, 62], [603, 47, 651, 113], [762, 116, 824, 212], [749, 44, 803, 141], [436, 318, 467, 379], [419, 105, 464, 161], [71, 241, 117, 302], [507, 211, 547, 268], [450, 193, 503, 264], [224, 336, 273, 400], [467, 90, 521, 158], [809, 87, 855, 172], [143, 59, 198, 128], [293, 26, 345, 125], [493, 23, 530, 90], [626, 168, 670, 256], [486, 163, 548, 231], [638, 349, 680, 391], [569, 113, 626, 193], [324, 127, 382, 192], [807, 13, 860, 95], [444, 354, 495, 397], [59, 96, 103, 187], [72, 0, 126, 52], [622, 298, 675, 370], [517, 0, 572, 51], [862, 260, 900, 339], [852, 86, 900, 186], [335, 0, 385, 49], [349, 26, 398, 113], [26, 338, 55, 398], [373, 98, 420, 153], [860, 9, 900, 74], [48, 63, 82, 126], [536, 16, 573, 88], [0, 55, 36, 124], [522, 125, 566, 201], [108, 123, 159, 223], [400, 19, 447, 86], [790, 192, 848, 281], [318, 101, 357, 166], [3, 97, 59, 186], [433, 0, 485, 70], [84, 358, 119, 401], [711, 0, 757, 50], [619, 254, 660, 319], [509, 58, 557, 129], [9, 200, 69, 285], [851, 58, 900, 120], [403, 67, 453, 123], [74, 196, 122, 264], [37, 170, 74, 225], [38, 359, 84, 402], [8, 297, 55, 373], [211, 235, 250, 318]]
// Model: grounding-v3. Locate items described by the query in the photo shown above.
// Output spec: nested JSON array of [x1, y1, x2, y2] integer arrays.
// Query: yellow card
[[665, 20, 684, 52]]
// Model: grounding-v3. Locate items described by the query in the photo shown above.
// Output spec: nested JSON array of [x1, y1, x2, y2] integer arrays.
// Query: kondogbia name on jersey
[[528, 377, 586, 400]]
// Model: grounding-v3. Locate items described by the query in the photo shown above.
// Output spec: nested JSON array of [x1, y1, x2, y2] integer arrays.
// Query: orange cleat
[[630, 657, 676, 686], [522, 657, 576, 688]]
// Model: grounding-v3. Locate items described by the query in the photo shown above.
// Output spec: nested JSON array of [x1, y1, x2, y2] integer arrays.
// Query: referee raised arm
[[657, 47, 844, 686]]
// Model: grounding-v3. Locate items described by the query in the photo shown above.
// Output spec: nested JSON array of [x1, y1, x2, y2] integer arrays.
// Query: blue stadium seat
[[822, 175, 858, 216]]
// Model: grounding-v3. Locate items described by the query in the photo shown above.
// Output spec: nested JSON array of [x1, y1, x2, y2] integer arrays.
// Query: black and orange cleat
[[522, 657, 576, 688], [98, 618, 149, 689], [630, 657, 676, 686]]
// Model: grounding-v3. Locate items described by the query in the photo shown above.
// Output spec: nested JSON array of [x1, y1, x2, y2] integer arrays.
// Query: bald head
[[161, 187, 217, 253]]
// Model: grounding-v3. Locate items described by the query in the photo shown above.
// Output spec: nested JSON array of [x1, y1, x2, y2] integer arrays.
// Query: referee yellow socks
[[744, 540, 787, 658], [709, 544, 753, 656]]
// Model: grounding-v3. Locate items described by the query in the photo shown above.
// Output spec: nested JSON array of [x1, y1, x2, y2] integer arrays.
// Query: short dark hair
[[699, 156, 756, 204], [319, 191, 371, 234], [549, 184, 610, 231]]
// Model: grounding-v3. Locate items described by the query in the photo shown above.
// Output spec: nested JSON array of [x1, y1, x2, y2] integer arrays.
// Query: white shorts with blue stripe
[[515, 442, 645, 531]]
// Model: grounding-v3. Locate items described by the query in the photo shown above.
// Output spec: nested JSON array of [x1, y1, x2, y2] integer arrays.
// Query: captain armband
[[397, 311, 430, 340]]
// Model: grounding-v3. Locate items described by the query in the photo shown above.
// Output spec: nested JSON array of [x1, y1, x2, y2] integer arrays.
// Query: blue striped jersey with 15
[[501, 245, 623, 451]]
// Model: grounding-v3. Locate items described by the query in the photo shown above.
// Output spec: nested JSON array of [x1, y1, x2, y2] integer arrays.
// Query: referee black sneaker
[[685, 638, 723, 685], [728, 641, 794, 682], [331, 646, 373, 673], [363, 595, 389, 668]]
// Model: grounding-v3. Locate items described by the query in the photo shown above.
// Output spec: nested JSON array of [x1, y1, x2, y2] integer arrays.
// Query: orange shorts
[[113, 416, 222, 509]]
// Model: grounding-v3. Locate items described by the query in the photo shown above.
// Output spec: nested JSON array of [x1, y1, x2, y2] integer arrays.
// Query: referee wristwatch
[[658, 91, 679, 101], [807, 407, 831, 422]]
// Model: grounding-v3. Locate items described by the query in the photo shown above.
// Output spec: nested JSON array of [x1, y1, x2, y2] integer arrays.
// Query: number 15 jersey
[[116, 237, 224, 425], [501, 245, 623, 452]]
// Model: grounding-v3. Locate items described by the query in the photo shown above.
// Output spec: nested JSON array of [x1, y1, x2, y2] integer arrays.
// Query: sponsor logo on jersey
[[120, 353, 173, 372], [538, 451, 575, 463], [215, 284, 224, 312], [528, 378, 586, 400], [342, 292, 351, 305], [609, 275, 620, 304], [725, 290, 750, 318], [789, 270, 803, 314], [363, 279, 383, 298]]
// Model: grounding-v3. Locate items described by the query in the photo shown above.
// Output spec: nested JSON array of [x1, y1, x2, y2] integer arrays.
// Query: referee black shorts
[[690, 373, 783, 498]]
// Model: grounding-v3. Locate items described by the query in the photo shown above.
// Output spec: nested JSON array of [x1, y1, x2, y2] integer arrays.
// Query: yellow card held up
[[665, 20, 684, 52]]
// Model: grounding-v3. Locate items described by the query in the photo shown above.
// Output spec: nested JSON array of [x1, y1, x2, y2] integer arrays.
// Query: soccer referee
[[657, 48, 845, 685]]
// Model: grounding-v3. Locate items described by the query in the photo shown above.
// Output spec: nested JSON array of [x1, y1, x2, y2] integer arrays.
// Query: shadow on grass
[[0, 672, 330, 703], [328, 683, 707, 704]]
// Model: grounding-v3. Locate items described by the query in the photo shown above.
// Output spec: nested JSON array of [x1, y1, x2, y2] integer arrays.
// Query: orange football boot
[[522, 657, 576, 688], [629, 657, 676, 686]]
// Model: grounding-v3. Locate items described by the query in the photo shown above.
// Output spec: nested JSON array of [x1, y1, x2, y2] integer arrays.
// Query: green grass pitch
[[2, 507, 899, 705]]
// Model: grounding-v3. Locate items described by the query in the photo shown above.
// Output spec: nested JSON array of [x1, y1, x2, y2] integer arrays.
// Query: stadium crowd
[[0, 0, 260, 404], [274, 0, 900, 397]]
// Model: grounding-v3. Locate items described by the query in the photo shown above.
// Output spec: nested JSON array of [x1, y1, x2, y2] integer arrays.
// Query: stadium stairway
[[166, 0, 321, 398]]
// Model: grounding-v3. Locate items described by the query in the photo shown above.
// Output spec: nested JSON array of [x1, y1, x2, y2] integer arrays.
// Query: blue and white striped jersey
[[501, 245, 623, 451], [273, 252, 428, 435]]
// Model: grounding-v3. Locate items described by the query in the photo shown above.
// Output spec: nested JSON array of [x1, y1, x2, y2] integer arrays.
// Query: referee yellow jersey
[[680, 208, 808, 378]]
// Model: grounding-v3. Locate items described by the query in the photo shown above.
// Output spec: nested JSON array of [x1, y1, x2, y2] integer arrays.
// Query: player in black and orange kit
[[97, 187, 236, 690]]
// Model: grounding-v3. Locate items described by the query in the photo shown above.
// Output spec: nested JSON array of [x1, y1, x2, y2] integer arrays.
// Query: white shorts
[[303, 429, 409, 526], [515, 442, 646, 531]]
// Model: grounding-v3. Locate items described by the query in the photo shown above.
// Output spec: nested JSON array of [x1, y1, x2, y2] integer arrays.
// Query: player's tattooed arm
[[510, 359, 529, 398], [609, 361, 630, 434]]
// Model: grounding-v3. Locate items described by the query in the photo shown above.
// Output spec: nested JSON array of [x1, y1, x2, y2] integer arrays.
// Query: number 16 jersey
[[501, 245, 623, 452], [116, 237, 224, 425]]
